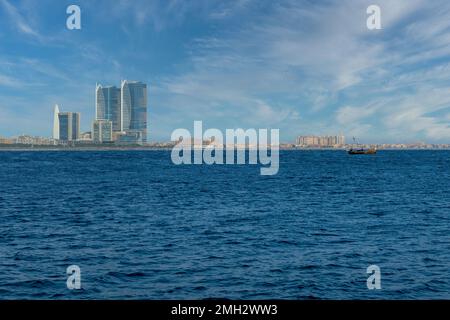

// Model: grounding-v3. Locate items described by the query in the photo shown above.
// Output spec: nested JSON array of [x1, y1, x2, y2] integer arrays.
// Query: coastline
[[1, 145, 449, 151]]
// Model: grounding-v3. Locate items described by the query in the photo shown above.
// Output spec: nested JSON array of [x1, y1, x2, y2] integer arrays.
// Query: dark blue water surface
[[0, 150, 449, 299]]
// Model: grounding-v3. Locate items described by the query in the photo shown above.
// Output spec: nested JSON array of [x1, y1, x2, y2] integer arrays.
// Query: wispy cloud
[[0, 0, 42, 39], [153, 0, 450, 141], [0, 74, 21, 87]]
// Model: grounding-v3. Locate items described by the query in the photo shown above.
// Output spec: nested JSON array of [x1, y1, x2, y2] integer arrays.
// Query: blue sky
[[1, 0, 450, 143]]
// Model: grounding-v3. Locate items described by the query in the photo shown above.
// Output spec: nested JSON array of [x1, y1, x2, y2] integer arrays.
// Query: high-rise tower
[[121, 80, 147, 143], [53, 104, 60, 140], [58, 112, 80, 141], [95, 84, 121, 132]]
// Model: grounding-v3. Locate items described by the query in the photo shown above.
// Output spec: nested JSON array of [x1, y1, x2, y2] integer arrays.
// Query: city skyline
[[1, 90, 449, 146], [0, 1, 450, 143], [50, 80, 148, 145], [0, 77, 448, 147]]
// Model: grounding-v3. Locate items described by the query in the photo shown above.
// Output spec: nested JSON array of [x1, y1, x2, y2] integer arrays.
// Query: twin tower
[[52, 80, 148, 144], [94, 80, 148, 144]]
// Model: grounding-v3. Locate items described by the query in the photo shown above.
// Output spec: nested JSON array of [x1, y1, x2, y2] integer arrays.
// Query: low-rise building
[[14, 135, 55, 145], [0, 136, 13, 144], [92, 120, 113, 143], [296, 135, 345, 147]]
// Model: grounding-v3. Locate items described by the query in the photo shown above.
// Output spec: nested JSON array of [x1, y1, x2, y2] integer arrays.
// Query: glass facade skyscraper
[[96, 84, 121, 132], [58, 113, 69, 141], [58, 112, 80, 141], [121, 80, 147, 143]]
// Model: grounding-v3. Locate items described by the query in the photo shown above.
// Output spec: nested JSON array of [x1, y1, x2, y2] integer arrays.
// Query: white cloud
[[143, 0, 450, 142], [0, 0, 42, 39], [336, 105, 378, 125], [0, 74, 21, 87]]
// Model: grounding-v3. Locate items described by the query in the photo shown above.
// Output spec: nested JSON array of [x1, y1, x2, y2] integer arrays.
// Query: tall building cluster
[[52, 80, 147, 145], [296, 135, 345, 147]]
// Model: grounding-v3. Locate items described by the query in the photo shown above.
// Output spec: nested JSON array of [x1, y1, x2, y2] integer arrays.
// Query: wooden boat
[[348, 148, 377, 155], [348, 137, 377, 155]]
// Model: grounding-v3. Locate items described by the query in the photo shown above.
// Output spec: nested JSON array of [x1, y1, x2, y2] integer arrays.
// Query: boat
[[347, 137, 377, 155], [348, 148, 377, 155]]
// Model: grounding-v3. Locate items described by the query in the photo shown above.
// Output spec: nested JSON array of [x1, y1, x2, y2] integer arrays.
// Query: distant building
[[15, 135, 54, 145], [297, 135, 345, 147], [0, 136, 13, 144], [96, 84, 121, 132], [79, 131, 92, 141], [53, 104, 60, 140], [115, 131, 143, 145], [92, 120, 113, 143], [121, 80, 147, 143], [58, 112, 80, 141]]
